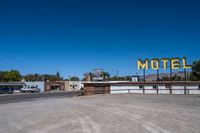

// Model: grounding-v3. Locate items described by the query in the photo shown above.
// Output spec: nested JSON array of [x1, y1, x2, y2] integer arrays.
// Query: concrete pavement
[[0, 94, 200, 133]]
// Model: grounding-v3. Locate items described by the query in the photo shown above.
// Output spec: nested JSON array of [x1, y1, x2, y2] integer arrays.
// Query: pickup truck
[[21, 87, 40, 93]]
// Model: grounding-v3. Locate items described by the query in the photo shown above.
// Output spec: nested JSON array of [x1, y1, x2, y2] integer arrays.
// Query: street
[[0, 92, 77, 104]]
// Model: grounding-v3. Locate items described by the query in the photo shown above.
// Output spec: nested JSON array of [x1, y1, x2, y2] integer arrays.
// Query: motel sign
[[138, 57, 192, 70]]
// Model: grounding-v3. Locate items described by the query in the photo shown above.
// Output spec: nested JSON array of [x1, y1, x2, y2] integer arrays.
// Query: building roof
[[0, 82, 25, 86], [82, 81, 200, 85]]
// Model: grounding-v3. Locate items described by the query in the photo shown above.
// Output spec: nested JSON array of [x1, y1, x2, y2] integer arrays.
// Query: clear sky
[[0, 0, 199, 78]]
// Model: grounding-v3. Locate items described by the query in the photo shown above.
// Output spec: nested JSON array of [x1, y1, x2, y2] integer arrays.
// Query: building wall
[[0, 82, 24, 93], [45, 81, 65, 92], [60, 81, 83, 91], [23, 82, 45, 92], [144, 85, 157, 94], [111, 85, 142, 94], [68, 81, 83, 91], [45, 81, 83, 92], [84, 83, 110, 95], [84, 84, 95, 95], [57, 81, 70, 91], [110, 83, 200, 95]]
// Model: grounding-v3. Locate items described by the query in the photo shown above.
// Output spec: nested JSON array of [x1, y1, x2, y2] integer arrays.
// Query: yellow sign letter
[[151, 59, 159, 70], [182, 57, 192, 69], [161, 58, 169, 69], [171, 58, 180, 69], [138, 59, 149, 70]]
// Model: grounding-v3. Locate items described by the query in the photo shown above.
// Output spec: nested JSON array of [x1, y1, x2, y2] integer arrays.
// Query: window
[[153, 85, 157, 89], [139, 85, 143, 89], [165, 84, 171, 89]]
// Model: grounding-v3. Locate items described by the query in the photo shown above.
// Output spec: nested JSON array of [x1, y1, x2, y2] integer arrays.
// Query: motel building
[[83, 81, 200, 95], [83, 58, 200, 95]]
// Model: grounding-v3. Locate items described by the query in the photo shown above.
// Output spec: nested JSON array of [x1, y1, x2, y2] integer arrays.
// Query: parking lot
[[0, 94, 200, 133]]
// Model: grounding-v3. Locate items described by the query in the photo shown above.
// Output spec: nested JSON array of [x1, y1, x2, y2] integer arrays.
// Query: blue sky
[[0, 0, 199, 78]]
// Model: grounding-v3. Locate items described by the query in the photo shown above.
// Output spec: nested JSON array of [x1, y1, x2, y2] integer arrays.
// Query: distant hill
[[139, 71, 191, 81]]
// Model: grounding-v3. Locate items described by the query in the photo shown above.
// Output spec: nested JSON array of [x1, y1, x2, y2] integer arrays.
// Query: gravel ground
[[0, 94, 200, 133]]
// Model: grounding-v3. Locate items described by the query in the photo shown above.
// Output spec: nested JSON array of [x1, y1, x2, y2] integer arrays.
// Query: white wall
[[69, 81, 83, 91], [111, 86, 142, 94], [189, 90, 200, 94], [111, 84, 200, 95], [187, 86, 198, 89], [144, 85, 157, 94], [172, 86, 184, 89], [24, 82, 45, 92]]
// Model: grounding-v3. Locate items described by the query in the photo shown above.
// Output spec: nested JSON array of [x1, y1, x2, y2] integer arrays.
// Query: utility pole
[[116, 70, 119, 78], [43, 75, 45, 82]]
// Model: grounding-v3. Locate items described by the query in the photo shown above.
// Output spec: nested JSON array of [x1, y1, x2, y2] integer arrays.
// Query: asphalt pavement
[[0, 91, 77, 104]]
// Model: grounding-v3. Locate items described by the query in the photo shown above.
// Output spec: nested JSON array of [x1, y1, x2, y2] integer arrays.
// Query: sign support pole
[[143, 69, 146, 82], [184, 68, 187, 94], [157, 69, 159, 81]]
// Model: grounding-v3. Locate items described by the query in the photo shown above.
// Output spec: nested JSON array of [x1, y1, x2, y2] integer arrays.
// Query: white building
[[68, 81, 83, 91], [23, 82, 45, 92], [110, 81, 200, 95]]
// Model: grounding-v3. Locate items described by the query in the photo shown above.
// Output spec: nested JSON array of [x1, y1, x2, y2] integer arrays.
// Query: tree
[[126, 76, 132, 81], [25, 74, 37, 81], [162, 76, 170, 81], [70, 76, 80, 81], [109, 76, 118, 81], [173, 74, 178, 81], [3, 70, 21, 82], [191, 60, 200, 80], [101, 72, 110, 80], [0, 71, 4, 81], [177, 75, 182, 81], [190, 74, 197, 81], [56, 71, 60, 78], [43, 74, 58, 82]]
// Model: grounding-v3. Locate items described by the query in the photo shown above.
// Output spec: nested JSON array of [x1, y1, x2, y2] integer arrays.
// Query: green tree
[[126, 76, 132, 81], [101, 72, 110, 80], [172, 74, 178, 81], [190, 74, 197, 81], [162, 76, 170, 81], [3, 70, 21, 82], [177, 75, 182, 81], [56, 72, 60, 79], [25, 74, 37, 81], [0, 71, 4, 81], [109, 76, 118, 81], [70, 76, 80, 81], [191, 60, 200, 80]]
